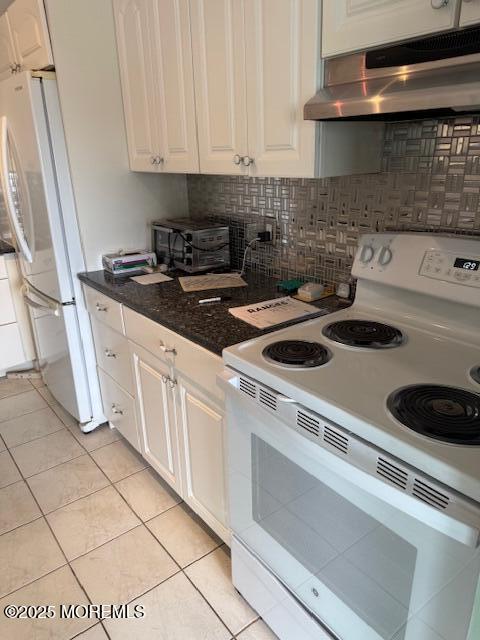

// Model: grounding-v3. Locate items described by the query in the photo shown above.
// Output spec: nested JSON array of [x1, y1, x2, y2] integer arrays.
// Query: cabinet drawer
[[98, 367, 140, 452], [83, 286, 124, 334], [91, 319, 133, 395], [174, 333, 223, 405], [123, 306, 177, 365], [0, 279, 15, 326]]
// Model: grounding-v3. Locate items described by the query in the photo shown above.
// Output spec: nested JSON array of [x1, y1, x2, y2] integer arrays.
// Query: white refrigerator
[[0, 70, 104, 431]]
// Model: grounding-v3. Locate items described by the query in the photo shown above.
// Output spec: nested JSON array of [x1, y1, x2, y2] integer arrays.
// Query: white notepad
[[228, 297, 319, 329]]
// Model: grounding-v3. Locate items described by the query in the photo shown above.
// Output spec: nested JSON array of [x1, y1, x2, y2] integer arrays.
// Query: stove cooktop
[[262, 340, 331, 368], [387, 384, 480, 446], [322, 319, 404, 349], [223, 305, 480, 501]]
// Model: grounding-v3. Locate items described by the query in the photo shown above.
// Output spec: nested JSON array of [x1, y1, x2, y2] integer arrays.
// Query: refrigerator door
[[22, 280, 92, 423], [0, 71, 73, 302]]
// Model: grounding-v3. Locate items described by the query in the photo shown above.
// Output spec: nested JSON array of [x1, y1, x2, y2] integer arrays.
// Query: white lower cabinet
[[177, 375, 229, 542], [124, 305, 229, 542], [97, 367, 140, 451], [85, 287, 230, 543], [130, 341, 182, 495]]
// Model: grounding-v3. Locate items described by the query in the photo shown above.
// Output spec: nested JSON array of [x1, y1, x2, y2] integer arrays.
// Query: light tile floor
[[0, 377, 278, 640]]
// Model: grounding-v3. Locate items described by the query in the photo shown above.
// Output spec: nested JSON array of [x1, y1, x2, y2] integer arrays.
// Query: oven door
[[222, 370, 480, 640]]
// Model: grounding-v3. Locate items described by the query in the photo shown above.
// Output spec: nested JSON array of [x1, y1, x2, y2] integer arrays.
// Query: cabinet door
[[190, 0, 248, 175], [151, 0, 199, 173], [177, 376, 229, 542], [7, 0, 53, 70], [0, 14, 16, 81], [245, 0, 318, 178], [113, 0, 161, 172], [322, 0, 460, 58], [459, 0, 480, 27], [131, 342, 181, 493]]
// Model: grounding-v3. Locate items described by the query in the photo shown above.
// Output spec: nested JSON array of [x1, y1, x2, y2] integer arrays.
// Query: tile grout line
[[1, 423, 67, 451], [1, 400, 252, 638], [1, 424, 107, 638]]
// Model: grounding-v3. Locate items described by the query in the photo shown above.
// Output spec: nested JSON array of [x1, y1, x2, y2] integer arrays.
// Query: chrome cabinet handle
[[161, 374, 177, 388], [159, 342, 177, 355], [431, 0, 448, 7], [242, 156, 254, 167], [95, 302, 108, 312], [111, 403, 124, 415], [233, 154, 242, 165], [104, 348, 117, 358]]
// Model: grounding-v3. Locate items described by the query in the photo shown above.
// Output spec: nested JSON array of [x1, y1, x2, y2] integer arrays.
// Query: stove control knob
[[360, 244, 375, 264], [378, 246, 393, 266]]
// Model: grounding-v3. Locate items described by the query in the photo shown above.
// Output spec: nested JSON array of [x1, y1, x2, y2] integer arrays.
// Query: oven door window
[[244, 434, 480, 640]]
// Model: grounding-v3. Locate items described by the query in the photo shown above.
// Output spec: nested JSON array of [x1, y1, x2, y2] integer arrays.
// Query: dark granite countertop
[[0, 240, 14, 255], [78, 270, 351, 356]]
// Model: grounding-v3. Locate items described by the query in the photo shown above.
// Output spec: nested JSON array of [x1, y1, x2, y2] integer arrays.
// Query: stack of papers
[[228, 296, 319, 329]]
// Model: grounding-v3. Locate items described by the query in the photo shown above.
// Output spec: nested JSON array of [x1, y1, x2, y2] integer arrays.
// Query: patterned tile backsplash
[[187, 115, 480, 289]]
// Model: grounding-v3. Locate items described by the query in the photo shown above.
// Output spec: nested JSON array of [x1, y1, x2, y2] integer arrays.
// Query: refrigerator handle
[[22, 285, 60, 317], [0, 116, 33, 263]]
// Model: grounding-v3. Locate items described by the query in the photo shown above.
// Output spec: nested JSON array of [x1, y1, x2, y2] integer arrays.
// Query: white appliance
[[0, 70, 103, 431], [221, 233, 480, 640]]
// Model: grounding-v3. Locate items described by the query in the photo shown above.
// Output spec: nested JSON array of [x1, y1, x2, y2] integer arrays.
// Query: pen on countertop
[[198, 296, 232, 305]]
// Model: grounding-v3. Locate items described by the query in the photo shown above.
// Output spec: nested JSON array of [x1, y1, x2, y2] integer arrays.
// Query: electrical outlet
[[265, 220, 276, 245]]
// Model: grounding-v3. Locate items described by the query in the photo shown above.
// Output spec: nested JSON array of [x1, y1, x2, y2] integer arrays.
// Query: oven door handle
[[219, 367, 480, 549]]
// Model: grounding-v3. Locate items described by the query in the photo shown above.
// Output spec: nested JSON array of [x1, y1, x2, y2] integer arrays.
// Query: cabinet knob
[[242, 156, 254, 167], [159, 343, 177, 355], [104, 348, 117, 358], [95, 302, 108, 312], [111, 403, 124, 415], [150, 156, 157, 165], [431, 0, 449, 8], [233, 154, 242, 165]]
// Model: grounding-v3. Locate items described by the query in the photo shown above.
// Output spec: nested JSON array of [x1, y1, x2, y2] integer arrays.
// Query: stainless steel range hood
[[305, 26, 480, 121]]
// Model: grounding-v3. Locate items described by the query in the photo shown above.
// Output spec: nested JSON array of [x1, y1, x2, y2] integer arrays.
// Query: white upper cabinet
[[0, 0, 53, 78], [322, 0, 460, 58], [245, 0, 318, 178], [459, 0, 480, 27], [113, 0, 199, 173], [113, 0, 160, 172], [0, 14, 16, 80], [7, 0, 53, 70], [190, 0, 247, 175], [152, 0, 199, 172]]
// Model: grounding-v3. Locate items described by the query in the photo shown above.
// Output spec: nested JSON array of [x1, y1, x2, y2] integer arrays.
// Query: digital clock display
[[454, 257, 480, 271]]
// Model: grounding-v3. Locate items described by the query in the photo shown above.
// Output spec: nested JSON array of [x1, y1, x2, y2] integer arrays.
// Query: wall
[[188, 115, 480, 289], [45, 0, 189, 271]]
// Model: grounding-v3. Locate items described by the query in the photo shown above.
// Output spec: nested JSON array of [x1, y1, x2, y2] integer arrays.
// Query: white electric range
[[220, 233, 480, 640]]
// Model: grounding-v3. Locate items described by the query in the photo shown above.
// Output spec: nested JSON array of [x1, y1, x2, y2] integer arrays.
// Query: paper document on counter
[[228, 296, 319, 329], [179, 273, 247, 292], [131, 272, 173, 285]]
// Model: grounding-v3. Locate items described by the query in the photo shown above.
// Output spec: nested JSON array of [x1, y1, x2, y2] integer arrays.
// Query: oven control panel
[[419, 251, 480, 288]]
